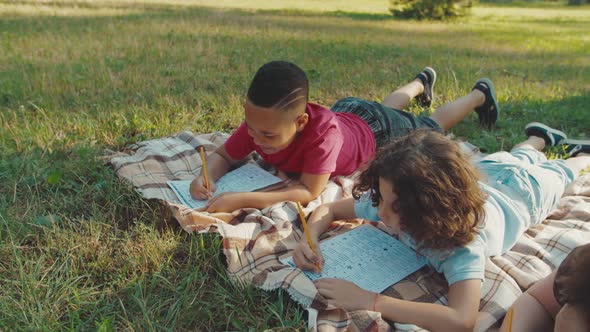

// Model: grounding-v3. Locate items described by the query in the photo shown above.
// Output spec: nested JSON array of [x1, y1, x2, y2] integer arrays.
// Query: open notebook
[[168, 163, 283, 210], [282, 224, 426, 293]]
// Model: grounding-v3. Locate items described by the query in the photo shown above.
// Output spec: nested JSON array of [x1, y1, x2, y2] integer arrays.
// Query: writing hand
[[292, 238, 324, 273], [190, 175, 216, 200]]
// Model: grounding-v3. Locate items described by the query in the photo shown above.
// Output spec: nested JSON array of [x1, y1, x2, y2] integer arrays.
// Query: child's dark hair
[[247, 61, 309, 113], [553, 243, 590, 313], [352, 130, 486, 252]]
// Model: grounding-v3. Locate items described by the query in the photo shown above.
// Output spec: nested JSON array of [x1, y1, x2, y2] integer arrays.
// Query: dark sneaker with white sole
[[415, 67, 437, 108], [472, 78, 499, 128], [561, 139, 590, 157], [524, 122, 568, 147]]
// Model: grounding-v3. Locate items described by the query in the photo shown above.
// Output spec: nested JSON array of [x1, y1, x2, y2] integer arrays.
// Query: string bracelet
[[372, 293, 380, 312]]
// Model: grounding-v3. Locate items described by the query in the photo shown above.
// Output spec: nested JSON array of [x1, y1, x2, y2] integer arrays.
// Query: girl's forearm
[[375, 297, 475, 332], [307, 204, 335, 240], [308, 198, 356, 240]]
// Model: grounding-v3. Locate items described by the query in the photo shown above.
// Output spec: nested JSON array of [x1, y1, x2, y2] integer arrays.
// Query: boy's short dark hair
[[247, 61, 309, 112], [554, 243, 590, 312]]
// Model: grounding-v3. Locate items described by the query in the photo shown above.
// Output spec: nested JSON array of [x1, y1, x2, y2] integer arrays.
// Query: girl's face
[[377, 177, 402, 234], [244, 99, 308, 155]]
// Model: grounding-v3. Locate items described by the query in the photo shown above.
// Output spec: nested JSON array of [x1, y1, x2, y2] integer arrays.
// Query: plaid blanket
[[108, 131, 590, 331]]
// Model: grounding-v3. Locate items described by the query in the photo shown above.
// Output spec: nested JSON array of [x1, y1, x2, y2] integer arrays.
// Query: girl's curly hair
[[352, 130, 486, 252]]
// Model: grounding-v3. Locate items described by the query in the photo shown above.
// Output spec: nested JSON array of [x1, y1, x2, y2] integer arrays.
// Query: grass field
[[1, 0, 589, 330]]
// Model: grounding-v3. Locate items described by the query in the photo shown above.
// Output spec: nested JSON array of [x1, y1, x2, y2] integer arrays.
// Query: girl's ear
[[295, 113, 309, 132]]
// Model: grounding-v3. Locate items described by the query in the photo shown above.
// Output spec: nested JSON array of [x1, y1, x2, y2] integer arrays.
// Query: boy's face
[[377, 177, 402, 234], [244, 99, 308, 155]]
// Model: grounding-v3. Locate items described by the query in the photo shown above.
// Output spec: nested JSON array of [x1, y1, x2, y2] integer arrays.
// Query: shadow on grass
[[480, 0, 577, 7], [2, 0, 395, 20]]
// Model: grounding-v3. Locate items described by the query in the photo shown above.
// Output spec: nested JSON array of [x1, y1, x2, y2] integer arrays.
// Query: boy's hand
[[292, 238, 324, 273], [190, 175, 216, 200], [314, 278, 375, 311], [202, 192, 244, 213]]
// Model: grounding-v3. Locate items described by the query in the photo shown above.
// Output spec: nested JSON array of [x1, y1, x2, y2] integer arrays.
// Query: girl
[[292, 127, 590, 331]]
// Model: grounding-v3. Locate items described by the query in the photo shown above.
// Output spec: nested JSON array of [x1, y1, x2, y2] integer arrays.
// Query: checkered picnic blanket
[[108, 131, 590, 331]]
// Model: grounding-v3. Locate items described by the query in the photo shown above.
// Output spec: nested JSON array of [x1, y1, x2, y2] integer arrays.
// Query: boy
[[191, 61, 499, 212]]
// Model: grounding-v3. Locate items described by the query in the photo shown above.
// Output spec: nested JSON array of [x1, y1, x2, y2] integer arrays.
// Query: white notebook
[[282, 224, 426, 293], [168, 163, 283, 209]]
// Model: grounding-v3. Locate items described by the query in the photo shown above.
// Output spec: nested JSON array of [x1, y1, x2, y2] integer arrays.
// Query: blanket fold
[[108, 131, 590, 331]]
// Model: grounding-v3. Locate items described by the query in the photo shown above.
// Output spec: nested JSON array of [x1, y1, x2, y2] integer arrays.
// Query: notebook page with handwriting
[[168, 163, 282, 209], [282, 224, 426, 293]]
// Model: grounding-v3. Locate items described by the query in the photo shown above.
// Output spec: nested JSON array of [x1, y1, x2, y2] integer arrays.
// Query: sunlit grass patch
[[0, 3, 145, 17]]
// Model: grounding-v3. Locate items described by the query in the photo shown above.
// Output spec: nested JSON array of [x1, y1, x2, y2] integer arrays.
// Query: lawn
[[0, 0, 589, 330]]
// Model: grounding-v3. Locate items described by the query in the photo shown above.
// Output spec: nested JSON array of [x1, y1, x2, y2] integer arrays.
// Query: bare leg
[[429, 90, 485, 131], [513, 136, 546, 152], [564, 153, 590, 176], [499, 293, 554, 332], [499, 271, 560, 332], [382, 78, 424, 110]]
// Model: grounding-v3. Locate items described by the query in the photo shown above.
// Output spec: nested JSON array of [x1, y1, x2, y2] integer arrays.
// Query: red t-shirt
[[224, 103, 375, 177]]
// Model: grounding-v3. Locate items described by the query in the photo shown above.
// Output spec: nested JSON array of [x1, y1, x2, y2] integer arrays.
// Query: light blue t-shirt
[[354, 147, 575, 285]]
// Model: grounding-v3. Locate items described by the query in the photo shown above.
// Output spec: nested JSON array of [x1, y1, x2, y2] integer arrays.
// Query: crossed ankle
[[527, 135, 547, 147]]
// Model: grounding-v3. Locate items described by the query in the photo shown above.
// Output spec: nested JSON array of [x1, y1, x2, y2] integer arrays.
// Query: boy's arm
[[204, 172, 331, 212], [249, 172, 331, 206], [315, 278, 481, 332], [190, 144, 239, 199], [208, 145, 239, 181]]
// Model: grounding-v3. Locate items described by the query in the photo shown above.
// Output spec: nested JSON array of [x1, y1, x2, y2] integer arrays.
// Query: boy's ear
[[295, 113, 309, 132]]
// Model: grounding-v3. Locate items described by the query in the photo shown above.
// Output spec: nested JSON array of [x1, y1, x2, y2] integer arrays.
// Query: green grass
[[1, 0, 589, 330]]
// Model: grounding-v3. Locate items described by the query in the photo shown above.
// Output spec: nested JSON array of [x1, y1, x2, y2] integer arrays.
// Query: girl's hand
[[292, 238, 324, 273], [190, 175, 217, 200], [314, 278, 376, 311]]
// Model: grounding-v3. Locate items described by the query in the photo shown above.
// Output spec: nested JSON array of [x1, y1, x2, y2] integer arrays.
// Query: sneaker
[[415, 67, 437, 108], [561, 139, 590, 157], [472, 78, 499, 128], [525, 122, 567, 147]]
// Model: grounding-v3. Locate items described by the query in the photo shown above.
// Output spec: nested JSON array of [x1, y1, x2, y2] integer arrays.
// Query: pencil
[[505, 306, 514, 332], [199, 146, 210, 193], [296, 202, 321, 273]]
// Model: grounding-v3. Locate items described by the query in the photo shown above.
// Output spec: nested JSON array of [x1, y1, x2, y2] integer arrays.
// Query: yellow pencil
[[199, 146, 210, 193], [506, 306, 514, 332], [296, 202, 321, 273]]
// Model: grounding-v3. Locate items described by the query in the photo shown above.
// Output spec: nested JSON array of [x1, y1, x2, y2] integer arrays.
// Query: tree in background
[[389, 0, 474, 20], [568, 0, 590, 5]]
